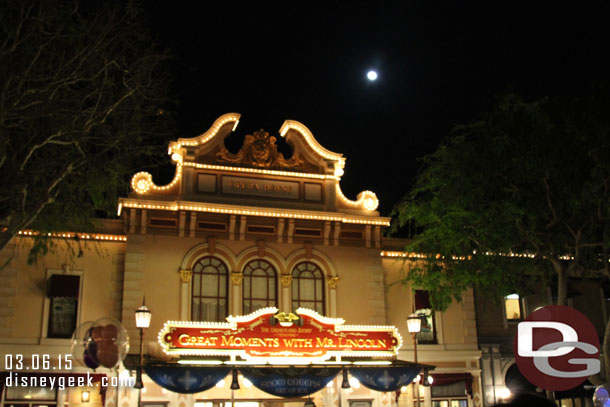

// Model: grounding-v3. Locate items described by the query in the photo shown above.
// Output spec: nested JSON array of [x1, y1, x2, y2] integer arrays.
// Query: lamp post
[[407, 314, 422, 407], [304, 397, 316, 407], [134, 298, 151, 406]]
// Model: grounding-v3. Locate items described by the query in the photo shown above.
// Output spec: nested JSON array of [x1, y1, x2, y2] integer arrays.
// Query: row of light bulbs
[[335, 186, 379, 211], [383, 249, 576, 261], [183, 161, 339, 180], [279, 121, 345, 163], [169, 114, 240, 149], [119, 199, 390, 226], [17, 230, 127, 242]]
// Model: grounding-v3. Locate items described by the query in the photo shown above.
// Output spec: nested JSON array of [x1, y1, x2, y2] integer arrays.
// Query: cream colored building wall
[[0, 237, 125, 342], [0, 237, 126, 407], [383, 257, 479, 350]]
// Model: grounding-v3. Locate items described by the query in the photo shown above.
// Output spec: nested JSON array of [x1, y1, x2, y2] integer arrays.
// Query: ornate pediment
[[216, 129, 303, 170], [126, 114, 384, 216]]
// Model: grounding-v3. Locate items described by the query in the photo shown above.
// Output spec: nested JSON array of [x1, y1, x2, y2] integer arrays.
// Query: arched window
[[243, 260, 277, 314], [291, 261, 325, 315], [191, 256, 228, 322]]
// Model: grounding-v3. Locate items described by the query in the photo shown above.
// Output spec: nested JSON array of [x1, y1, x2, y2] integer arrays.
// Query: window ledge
[[40, 338, 71, 346]]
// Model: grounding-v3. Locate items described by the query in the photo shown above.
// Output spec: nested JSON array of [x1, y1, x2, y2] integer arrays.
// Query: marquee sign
[[158, 308, 402, 362]]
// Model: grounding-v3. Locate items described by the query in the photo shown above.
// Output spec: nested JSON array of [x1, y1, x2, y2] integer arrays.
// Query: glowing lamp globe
[[135, 305, 152, 329], [407, 315, 422, 334], [367, 70, 378, 81], [81, 390, 90, 403], [496, 387, 511, 400]]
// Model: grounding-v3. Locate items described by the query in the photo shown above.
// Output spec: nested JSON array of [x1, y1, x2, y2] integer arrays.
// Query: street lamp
[[407, 314, 422, 407], [134, 298, 151, 406], [230, 369, 240, 390], [341, 369, 350, 389], [81, 390, 90, 403]]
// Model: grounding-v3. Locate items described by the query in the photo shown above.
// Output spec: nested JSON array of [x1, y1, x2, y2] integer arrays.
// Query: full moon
[[367, 70, 378, 81]]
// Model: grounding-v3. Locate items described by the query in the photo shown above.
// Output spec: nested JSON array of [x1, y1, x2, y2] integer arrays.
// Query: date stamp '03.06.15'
[[3, 354, 134, 390]]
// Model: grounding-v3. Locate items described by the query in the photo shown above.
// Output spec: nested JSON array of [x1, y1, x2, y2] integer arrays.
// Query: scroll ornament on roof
[[216, 129, 303, 170]]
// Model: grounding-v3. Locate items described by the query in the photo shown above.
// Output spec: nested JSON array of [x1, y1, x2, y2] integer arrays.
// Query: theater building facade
[[0, 114, 482, 407]]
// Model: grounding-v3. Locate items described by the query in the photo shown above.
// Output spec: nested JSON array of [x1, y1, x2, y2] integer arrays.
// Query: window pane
[[5, 386, 57, 401], [505, 293, 521, 320], [431, 381, 467, 397], [254, 300, 267, 310], [251, 274, 266, 294], [192, 273, 201, 296], [191, 256, 228, 321], [301, 278, 315, 301], [268, 278, 276, 300], [291, 262, 324, 315], [315, 279, 322, 299], [192, 297, 200, 320], [315, 301, 324, 315], [292, 280, 298, 298], [48, 297, 77, 338], [414, 290, 435, 344], [201, 273, 216, 296], [243, 260, 277, 313], [218, 300, 226, 320], [219, 274, 227, 297]]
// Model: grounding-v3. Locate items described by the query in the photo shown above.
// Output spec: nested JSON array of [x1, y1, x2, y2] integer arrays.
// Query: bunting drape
[[145, 366, 231, 394]]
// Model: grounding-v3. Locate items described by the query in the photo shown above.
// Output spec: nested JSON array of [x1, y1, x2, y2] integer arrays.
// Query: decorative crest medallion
[[217, 129, 303, 170], [273, 311, 300, 327]]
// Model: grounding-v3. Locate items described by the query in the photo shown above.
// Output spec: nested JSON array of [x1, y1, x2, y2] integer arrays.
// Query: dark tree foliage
[[392, 93, 610, 375], [0, 0, 174, 258]]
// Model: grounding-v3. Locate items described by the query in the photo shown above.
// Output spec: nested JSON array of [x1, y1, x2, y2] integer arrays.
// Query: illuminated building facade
[[0, 114, 482, 407]]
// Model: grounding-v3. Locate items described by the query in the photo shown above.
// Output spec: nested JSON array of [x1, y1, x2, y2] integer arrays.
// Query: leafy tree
[[0, 0, 173, 257], [392, 94, 610, 374]]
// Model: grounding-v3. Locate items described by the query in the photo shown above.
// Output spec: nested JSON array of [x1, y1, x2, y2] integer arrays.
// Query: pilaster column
[[140, 210, 147, 234], [179, 269, 192, 320], [231, 271, 243, 315], [328, 276, 339, 317], [280, 274, 292, 311]]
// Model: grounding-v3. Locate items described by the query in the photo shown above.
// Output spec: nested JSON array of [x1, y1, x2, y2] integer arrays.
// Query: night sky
[[144, 2, 610, 216]]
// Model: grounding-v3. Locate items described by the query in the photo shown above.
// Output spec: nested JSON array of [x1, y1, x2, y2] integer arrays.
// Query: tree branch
[[543, 172, 558, 230]]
